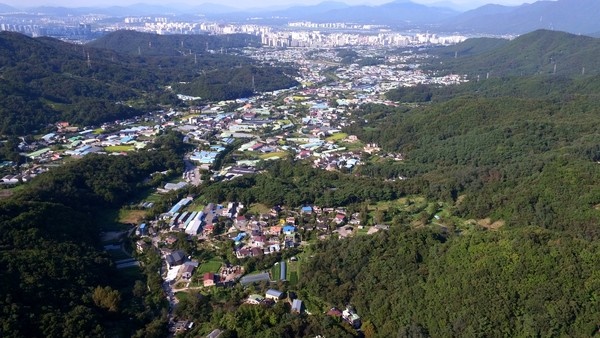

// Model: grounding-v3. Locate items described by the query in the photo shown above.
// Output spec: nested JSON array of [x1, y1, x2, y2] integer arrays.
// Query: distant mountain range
[[1, 0, 599, 35], [441, 0, 600, 35]]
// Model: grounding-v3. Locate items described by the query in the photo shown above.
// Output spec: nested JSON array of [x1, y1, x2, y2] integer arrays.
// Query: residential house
[[203, 272, 216, 287], [235, 247, 252, 259], [247, 294, 264, 305], [251, 247, 263, 257], [203, 224, 215, 235], [301, 206, 313, 214], [264, 243, 281, 255], [180, 264, 195, 279], [252, 235, 266, 248], [174, 321, 193, 333], [165, 250, 186, 268], [283, 225, 296, 235], [342, 307, 362, 328], [334, 213, 346, 225], [266, 226, 282, 235]]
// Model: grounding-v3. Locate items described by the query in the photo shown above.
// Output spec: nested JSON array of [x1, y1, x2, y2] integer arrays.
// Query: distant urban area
[[0, 9, 468, 46]]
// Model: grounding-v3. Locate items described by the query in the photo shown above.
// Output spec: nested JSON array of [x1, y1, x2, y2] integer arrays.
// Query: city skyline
[[7, 0, 533, 11]]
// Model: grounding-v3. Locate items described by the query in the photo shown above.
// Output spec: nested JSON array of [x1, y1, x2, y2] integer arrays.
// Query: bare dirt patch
[[118, 210, 147, 224], [477, 218, 505, 230], [0, 189, 13, 200]]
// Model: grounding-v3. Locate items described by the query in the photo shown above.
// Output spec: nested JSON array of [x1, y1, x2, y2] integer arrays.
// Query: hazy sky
[[9, 0, 532, 10]]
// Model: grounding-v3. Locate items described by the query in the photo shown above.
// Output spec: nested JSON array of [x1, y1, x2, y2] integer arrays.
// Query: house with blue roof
[[233, 232, 247, 244], [301, 206, 313, 214], [282, 225, 296, 235]]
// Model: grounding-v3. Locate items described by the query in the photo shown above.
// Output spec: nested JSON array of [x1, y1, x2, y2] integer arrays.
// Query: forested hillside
[[300, 226, 600, 337], [0, 31, 296, 135], [350, 75, 600, 239], [428, 30, 600, 77], [87, 30, 261, 56], [173, 65, 298, 101], [0, 132, 186, 337]]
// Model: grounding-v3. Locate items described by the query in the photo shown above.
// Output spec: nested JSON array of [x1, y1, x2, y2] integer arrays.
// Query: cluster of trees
[[336, 49, 384, 66], [199, 159, 406, 208], [0, 131, 186, 337], [299, 226, 600, 337], [173, 65, 298, 101]]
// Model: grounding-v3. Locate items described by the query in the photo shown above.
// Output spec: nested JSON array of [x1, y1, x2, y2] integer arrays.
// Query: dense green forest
[[0, 31, 296, 135], [199, 159, 406, 207], [173, 65, 298, 101], [300, 226, 600, 337], [0, 132, 186, 337]]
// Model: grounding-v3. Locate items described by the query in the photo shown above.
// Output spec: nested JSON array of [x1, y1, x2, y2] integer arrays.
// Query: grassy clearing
[[289, 271, 298, 285], [356, 227, 370, 236], [325, 132, 348, 142], [286, 260, 300, 286], [198, 259, 222, 274], [372, 196, 428, 213], [105, 145, 135, 152], [271, 263, 281, 281], [259, 151, 288, 160], [118, 209, 147, 224], [339, 141, 364, 151], [187, 200, 206, 212], [0, 189, 14, 200], [249, 203, 271, 215], [175, 292, 189, 301], [144, 192, 163, 203]]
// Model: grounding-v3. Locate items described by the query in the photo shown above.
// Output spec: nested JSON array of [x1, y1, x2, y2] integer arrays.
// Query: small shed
[[291, 299, 303, 313], [265, 289, 283, 301]]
